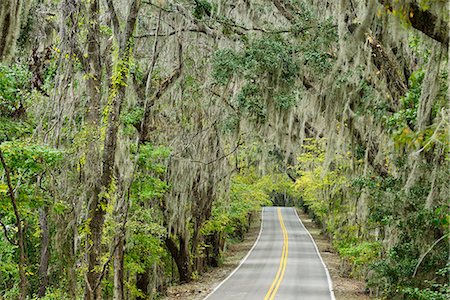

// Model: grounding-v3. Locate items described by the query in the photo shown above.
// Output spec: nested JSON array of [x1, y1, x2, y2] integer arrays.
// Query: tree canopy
[[0, 0, 448, 299]]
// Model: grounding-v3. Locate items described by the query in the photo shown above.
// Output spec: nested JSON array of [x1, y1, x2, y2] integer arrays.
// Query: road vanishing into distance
[[205, 207, 335, 300]]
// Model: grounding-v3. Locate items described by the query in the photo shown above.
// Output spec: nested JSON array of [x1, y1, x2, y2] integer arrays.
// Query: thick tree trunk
[[206, 232, 224, 267], [0, 0, 24, 61], [85, 189, 104, 300], [191, 224, 206, 274], [83, 0, 103, 297], [136, 270, 150, 300], [165, 236, 192, 283], [38, 207, 50, 297], [85, 1, 141, 297]]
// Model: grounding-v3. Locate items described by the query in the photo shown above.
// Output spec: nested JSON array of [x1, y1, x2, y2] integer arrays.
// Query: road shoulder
[[295, 209, 371, 300], [162, 214, 261, 300]]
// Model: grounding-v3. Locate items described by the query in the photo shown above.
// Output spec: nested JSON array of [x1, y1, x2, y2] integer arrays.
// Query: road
[[204, 207, 335, 300]]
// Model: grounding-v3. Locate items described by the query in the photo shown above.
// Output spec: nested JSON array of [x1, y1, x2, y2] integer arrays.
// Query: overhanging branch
[[379, 0, 449, 47]]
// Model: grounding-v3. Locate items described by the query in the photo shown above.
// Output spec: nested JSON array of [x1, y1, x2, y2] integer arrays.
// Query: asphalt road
[[204, 207, 335, 300]]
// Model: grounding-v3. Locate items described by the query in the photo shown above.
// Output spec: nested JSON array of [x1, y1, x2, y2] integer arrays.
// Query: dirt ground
[[163, 209, 371, 300]]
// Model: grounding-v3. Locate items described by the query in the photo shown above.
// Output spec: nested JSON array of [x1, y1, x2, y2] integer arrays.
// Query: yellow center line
[[264, 208, 289, 300]]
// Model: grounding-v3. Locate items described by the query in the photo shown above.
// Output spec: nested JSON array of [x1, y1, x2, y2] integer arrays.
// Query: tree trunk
[[85, 189, 104, 300], [136, 270, 150, 300], [83, 0, 102, 296], [165, 236, 192, 283], [67, 229, 77, 300], [0, 149, 28, 299], [206, 232, 224, 267], [84, 1, 141, 297], [0, 0, 24, 61], [38, 207, 50, 297], [113, 235, 125, 300]]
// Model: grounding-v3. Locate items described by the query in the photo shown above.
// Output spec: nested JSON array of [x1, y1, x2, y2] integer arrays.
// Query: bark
[[112, 182, 130, 300], [165, 235, 192, 283], [86, 1, 142, 298], [271, 0, 295, 22], [67, 229, 77, 300], [205, 232, 224, 267], [364, 33, 408, 107], [0, 0, 24, 61], [38, 207, 50, 297], [135, 271, 150, 300], [191, 176, 214, 273], [0, 149, 28, 299], [378, 0, 449, 47], [84, 0, 103, 297], [108, 3, 141, 300], [113, 235, 125, 300], [140, 41, 183, 143]]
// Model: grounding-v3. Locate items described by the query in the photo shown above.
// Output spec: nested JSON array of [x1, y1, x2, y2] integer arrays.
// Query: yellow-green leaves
[[0, 141, 63, 173]]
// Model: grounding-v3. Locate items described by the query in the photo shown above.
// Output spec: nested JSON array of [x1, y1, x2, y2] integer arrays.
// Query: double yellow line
[[264, 208, 289, 300]]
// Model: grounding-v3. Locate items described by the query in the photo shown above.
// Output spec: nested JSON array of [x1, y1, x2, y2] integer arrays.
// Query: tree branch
[[272, 0, 296, 22], [187, 140, 243, 165], [0, 149, 28, 298], [0, 220, 17, 245], [378, 0, 449, 47], [135, 27, 212, 39], [413, 233, 449, 277], [106, 0, 121, 39], [140, 42, 183, 143]]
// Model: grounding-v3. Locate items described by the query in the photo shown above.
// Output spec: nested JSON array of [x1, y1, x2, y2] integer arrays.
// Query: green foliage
[[31, 288, 71, 300], [403, 285, 450, 300], [0, 63, 35, 142], [212, 36, 301, 120], [204, 169, 294, 244], [125, 209, 166, 275], [121, 144, 171, 297], [218, 170, 272, 239], [294, 138, 348, 220], [0, 63, 31, 118], [338, 242, 382, 275], [138, 144, 170, 175], [303, 49, 332, 73], [386, 70, 424, 132], [0, 142, 62, 170], [236, 83, 266, 122], [350, 171, 450, 297], [0, 117, 32, 142], [243, 37, 300, 82], [220, 113, 240, 133], [368, 242, 419, 295], [0, 237, 19, 296], [211, 49, 240, 85], [193, 0, 213, 20], [274, 92, 297, 110], [400, 265, 450, 300], [42, 51, 59, 93]]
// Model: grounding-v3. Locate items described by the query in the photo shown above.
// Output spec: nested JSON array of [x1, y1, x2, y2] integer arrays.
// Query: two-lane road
[[205, 207, 335, 300]]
